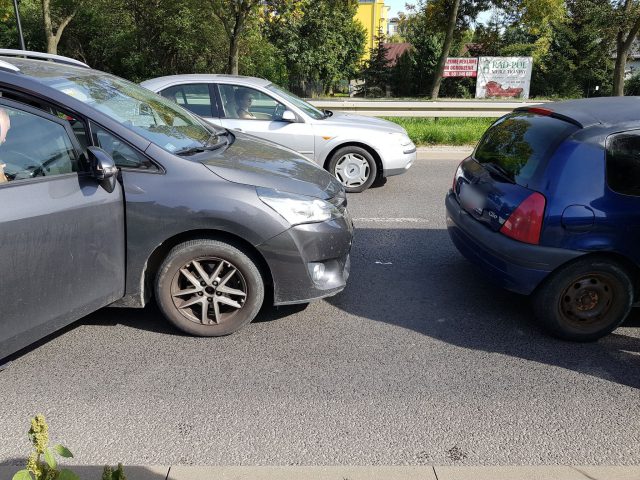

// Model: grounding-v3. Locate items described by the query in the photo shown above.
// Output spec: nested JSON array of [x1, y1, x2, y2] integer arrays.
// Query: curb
[[3, 465, 640, 480]]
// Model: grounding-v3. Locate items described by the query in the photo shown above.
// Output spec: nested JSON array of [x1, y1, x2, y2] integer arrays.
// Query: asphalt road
[[1, 151, 639, 468]]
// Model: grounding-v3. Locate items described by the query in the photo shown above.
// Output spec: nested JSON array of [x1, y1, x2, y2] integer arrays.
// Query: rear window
[[474, 112, 577, 185], [607, 132, 640, 196]]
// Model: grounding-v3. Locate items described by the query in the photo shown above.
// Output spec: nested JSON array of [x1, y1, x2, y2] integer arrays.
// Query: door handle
[[234, 128, 243, 132]]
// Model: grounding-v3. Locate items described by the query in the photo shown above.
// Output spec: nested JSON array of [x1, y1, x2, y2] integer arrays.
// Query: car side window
[[90, 122, 158, 171], [606, 132, 640, 196], [0, 105, 77, 185], [218, 84, 285, 121], [160, 84, 216, 118]]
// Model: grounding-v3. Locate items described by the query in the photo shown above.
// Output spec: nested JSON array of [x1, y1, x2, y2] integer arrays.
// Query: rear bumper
[[257, 213, 353, 305], [445, 192, 584, 295]]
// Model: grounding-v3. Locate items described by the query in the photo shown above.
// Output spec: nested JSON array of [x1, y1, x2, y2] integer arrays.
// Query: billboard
[[443, 58, 478, 78], [475, 57, 533, 99]]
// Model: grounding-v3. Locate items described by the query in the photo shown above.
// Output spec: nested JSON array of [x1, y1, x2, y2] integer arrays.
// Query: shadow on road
[[326, 228, 640, 389]]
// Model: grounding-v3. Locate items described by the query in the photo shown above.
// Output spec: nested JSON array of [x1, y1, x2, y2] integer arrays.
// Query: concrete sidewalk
[[416, 146, 473, 161], [3, 465, 640, 480]]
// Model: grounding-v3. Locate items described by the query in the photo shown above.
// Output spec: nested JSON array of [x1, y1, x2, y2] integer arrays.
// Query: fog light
[[311, 263, 326, 283]]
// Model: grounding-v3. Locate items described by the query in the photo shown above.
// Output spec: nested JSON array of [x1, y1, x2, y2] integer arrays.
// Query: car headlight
[[257, 187, 342, 226], [390, 132, 413, 146]]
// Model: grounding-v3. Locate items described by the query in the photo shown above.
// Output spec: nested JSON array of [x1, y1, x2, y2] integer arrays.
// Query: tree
[[263, 0, 365, 96], [358, 28, 391, 97], [42, 0, 80, 54], [430, 0, 460, 99], [612, 0, 640, 95], [210, 0, 261, 75]]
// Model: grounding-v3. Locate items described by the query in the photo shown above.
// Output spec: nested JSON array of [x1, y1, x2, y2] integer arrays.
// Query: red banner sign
[[444, 58, 478, 78]]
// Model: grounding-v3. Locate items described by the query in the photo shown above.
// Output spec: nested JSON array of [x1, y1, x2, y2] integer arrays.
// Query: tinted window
[[0, 105, 77, 184], [92, 123, 157, 171], [161, 84, 216, 118], [607, 132, 640, 196], [474, 112, 577, 185]]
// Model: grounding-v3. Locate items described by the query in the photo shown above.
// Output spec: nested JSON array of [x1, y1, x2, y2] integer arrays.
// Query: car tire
[[532, 258, 634, 342], [328, 146, 377, 193], [155, 239, 264, 336]]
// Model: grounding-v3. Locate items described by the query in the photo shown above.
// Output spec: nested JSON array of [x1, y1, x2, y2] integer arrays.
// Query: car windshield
[[266, 83, 326, 120], [16, 61, 220, 154]]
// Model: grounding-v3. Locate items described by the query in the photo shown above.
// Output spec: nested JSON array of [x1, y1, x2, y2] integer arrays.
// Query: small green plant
[[12, 414, 78, 480], [102, 463, 127, 480]]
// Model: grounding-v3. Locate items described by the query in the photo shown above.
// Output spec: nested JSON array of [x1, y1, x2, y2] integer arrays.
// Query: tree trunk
[[42, 0, 75, 55], [430, 0, 461, 100], [614, 39, 627, 96], [228, 35, 239, 75]]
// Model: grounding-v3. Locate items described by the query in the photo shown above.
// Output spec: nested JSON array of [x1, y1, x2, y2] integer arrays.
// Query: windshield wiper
[[483, 162, 514, 183], [175, 144, 222, 156]]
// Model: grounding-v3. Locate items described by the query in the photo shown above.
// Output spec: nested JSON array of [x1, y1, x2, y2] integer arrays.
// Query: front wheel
[[155, 239, 264, 336], [532, 258, 634, 342], [328, 146, 377, 193]]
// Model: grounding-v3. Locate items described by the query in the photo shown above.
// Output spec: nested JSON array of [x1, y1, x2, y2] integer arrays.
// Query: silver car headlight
[[390, 132, 413, 147], [257, 187, 342, 226]]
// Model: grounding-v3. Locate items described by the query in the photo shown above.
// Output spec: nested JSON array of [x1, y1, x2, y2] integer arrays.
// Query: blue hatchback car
[[446, 98, 640, 341]]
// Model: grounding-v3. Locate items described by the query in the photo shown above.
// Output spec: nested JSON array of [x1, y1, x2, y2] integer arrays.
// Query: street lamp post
[[12, 0, 26, 51]]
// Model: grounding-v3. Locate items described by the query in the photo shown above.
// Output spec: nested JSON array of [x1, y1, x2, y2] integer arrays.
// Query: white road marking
[[354, 217, 429, 223]]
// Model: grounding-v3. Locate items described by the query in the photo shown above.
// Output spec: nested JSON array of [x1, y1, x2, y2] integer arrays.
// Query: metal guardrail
[[307, 100, 545, 118]]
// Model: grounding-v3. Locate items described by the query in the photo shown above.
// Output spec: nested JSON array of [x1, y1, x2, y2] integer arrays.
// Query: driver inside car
[[0, 107, 11, 184]]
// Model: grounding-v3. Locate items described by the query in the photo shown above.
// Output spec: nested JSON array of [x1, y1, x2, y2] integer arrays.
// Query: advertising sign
[[443, 58, 478, 78], [475, 57, 533, 99]]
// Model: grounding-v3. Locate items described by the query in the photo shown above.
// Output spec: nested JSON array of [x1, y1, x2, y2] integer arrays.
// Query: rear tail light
[[500, 192, 546, 245]]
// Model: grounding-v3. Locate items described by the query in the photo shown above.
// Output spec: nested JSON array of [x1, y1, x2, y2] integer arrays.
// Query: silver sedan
[[141, 75, 416, 192]]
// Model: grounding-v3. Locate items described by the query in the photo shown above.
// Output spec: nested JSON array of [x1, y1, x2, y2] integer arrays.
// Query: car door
[[0, 99, 126, 359], [215, 84, 316, 158], [159, 83, 222, 125]]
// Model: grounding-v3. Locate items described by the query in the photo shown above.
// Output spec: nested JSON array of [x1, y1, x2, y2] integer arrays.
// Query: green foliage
[[626, 73, 640, 96], [263, 0, 365, 95], [383, 117, 496, 146], [103, 463, 127, 480], [12, 415, 79, 480], [358, 28, 391, 97]]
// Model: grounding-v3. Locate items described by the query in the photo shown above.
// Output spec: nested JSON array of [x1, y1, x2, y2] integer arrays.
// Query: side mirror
[[87, 146, 118, 193], [281, 110, 297, 122]]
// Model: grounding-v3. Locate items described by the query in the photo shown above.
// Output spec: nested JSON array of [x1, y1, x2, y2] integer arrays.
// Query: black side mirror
[[87, 146, 118, 193]]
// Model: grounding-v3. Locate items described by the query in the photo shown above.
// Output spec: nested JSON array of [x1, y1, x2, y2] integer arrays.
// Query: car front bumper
[[445, 192, 584, 295], [380, 143, 416, 177], [257, 212, 353, 305]]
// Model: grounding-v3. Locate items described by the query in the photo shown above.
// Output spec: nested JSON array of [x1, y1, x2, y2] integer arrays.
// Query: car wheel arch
[[140, 229, 274, 307], [535, 251, 640, 301], [322, 142, 383, 178]]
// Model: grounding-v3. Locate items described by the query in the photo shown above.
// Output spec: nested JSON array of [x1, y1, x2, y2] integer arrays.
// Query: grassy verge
[[382, 117, 497, 146]]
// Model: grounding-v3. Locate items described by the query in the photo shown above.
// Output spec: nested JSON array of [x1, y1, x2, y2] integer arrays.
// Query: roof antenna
[[12, 0, 26, 51]]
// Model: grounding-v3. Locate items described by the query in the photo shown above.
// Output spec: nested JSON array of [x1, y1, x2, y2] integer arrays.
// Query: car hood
[[318, 111, 405, 132], [202, 133, 342, 200]]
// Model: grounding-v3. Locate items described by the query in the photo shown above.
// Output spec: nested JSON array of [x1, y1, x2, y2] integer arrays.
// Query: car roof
[[140, 74, 272, 92], [517, 97, 640, 130]]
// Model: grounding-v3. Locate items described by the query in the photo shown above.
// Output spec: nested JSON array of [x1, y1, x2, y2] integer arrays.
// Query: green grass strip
[[381, 117, 498, 146]]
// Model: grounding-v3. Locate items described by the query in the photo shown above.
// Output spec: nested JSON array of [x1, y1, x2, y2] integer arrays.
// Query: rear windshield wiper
[[483, 162, 514, 183]]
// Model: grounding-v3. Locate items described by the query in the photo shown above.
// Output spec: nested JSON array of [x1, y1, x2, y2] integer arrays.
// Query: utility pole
[[12, 0, 26, 50]]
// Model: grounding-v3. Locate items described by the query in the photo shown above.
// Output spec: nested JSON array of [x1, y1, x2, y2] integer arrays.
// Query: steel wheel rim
[[170, 256, 247, 326], [334, 153, 370, 187], [559, 273, 616, 327]]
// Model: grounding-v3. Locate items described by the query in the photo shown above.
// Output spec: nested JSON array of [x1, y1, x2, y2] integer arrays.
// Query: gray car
[[141, 75, 416, 193], [0, 50, 352, 359]]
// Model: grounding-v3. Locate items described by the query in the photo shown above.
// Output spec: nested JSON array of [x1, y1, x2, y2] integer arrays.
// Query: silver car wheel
[[170, 256, 247, 325], [334, 153, 371, 188]]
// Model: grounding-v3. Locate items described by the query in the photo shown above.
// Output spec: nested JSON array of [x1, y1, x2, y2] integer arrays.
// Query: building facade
[[355, 0, 390, 60]]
